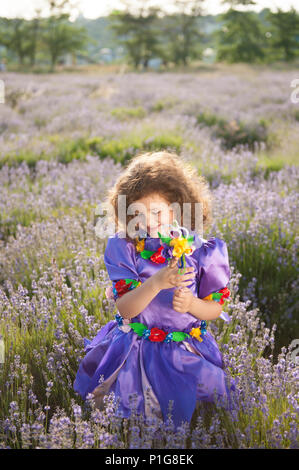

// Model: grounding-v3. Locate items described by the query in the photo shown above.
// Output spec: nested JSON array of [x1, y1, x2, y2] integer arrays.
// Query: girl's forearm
[[189, 296, 222, 321], [115, 276, 160, 319]]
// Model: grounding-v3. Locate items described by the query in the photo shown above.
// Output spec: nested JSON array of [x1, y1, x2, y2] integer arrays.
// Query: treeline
[[216, 7, 299, 64], [109, 0, 299, 67], [0, 0, 89, 70], [0, 0, 299, 71]]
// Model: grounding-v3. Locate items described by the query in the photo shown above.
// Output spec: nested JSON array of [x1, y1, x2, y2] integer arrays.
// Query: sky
[[0, 0, 298, 20]]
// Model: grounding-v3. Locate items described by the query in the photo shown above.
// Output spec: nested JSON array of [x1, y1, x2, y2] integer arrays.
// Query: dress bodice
[[104, 231, 231, 332]]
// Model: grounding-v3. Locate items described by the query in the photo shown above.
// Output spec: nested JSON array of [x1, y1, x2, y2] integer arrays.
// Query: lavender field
[[0, 65, 298, 448]]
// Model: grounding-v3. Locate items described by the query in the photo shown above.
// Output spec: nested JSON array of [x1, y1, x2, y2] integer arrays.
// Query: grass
[[110, 106, 147, 120], [219, 222, 299, 357], [0, 202, 97, 244], [196, 110, 270, 151], [0, 131, 183, 170], [256, 146, 299, 172]]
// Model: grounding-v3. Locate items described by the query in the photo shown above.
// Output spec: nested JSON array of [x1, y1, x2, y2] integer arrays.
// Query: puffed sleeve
[[104, 232, 142, 301], [196, 237, 231, 306]]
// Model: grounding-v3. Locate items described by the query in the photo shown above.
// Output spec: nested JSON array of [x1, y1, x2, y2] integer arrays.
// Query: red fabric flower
[[218, 287, 230, 305], [149, 327, 167, 342], [114, 279, 133, 297], [150, 246, 166, 264]]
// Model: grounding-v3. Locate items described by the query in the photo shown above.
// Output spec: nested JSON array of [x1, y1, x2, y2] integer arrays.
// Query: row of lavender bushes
[[0, 70, 298, 448], [0, 156, 298, 448]]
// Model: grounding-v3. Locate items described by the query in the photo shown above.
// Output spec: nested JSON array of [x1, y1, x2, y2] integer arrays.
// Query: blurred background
[[0, 0, 298, 71]]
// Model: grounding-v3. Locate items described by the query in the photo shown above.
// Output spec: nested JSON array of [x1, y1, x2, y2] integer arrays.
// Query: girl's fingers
[[173, 298, 184, 304], [169, 262, 194, 273], [176, 279, 194, 288], [177, 279, 193, 287], [168, 258, 178, 269], [173, 303, 183, 310], [174, 273, 195, 284], [173, 304, 185, 312], [173, 293, 185, 301], [174, 287, 188, 296], [180, 272, 196, 280], [173, 293, 182, 300], [179, 266, 195, 272], [174, 290, 183, 297], [170, 273, 194, 286], [178, 266, 194, 272]]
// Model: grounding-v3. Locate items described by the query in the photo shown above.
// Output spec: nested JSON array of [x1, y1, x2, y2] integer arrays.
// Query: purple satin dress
[[73, 230, 235, 429]]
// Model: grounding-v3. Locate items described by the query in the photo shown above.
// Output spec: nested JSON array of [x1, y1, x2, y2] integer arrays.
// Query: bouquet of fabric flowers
[[136, 219, 196, 274]]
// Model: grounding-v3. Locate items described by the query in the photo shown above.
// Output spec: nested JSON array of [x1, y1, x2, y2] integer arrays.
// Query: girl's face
[[133, 193, 174, 238]]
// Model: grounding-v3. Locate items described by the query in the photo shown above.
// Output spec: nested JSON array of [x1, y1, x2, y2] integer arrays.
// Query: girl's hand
[[172, 287, 194, 314], [151, 257, 195, 291]]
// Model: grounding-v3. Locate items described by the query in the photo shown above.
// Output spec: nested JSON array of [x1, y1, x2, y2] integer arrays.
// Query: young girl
[[73, 151, 235, 429]]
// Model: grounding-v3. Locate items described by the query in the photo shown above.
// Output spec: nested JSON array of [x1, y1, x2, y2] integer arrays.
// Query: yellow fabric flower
[[170, 238, 190, 258], [190, 327, 203, 342], [135, 237, 145, 252]]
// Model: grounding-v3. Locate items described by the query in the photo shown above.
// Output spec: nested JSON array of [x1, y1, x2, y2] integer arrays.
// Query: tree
[[215, 6, 265, 63], [0, 18, 31, 65], [221, 0, 256, 6], [42, 0, 88, 70], [266, 7, 299, 62], [0, 1, 89, 70], [26, 9, 42, 67], [0, 15, 44, 67], [159, 0, 204, 66], [109, 1, 161, 69], [0, 19, 14, 60], [43, 15, 88, 70]]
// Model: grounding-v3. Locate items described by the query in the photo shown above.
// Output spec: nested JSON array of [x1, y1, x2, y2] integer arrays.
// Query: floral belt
[[115, 314, 207, 343]]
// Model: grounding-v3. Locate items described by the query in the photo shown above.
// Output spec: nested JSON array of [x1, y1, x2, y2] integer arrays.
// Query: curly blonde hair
[[104, 150, 213, 245]]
